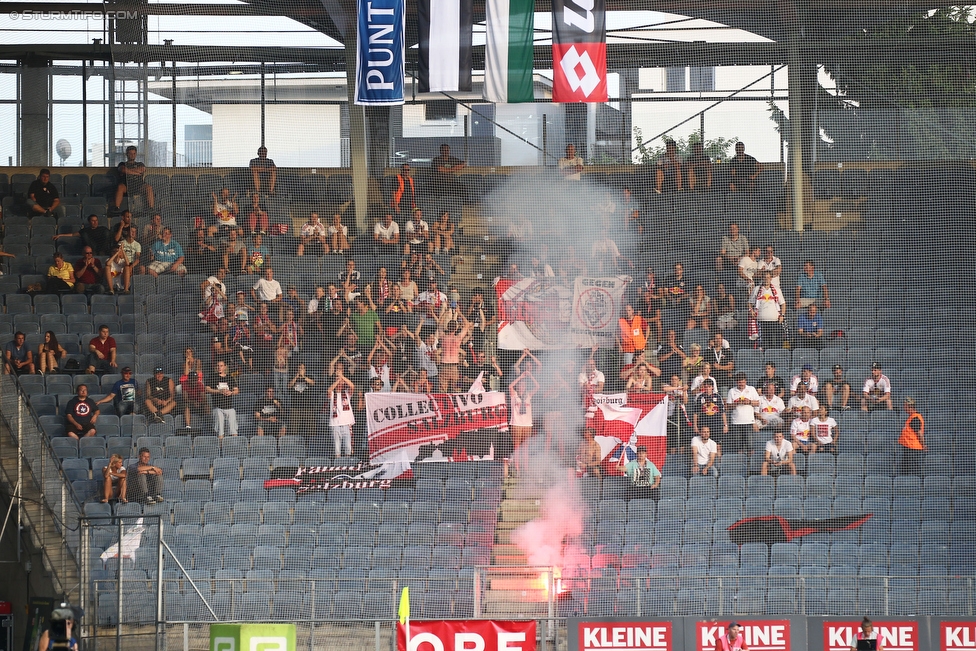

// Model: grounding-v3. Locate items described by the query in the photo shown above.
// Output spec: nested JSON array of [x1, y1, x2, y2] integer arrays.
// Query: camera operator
[[38, 603, 81, 651]]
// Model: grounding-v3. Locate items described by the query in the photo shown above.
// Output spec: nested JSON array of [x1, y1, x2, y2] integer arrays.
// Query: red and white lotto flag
[[590, 393, 668, 472], [551, 0, 608, 102]]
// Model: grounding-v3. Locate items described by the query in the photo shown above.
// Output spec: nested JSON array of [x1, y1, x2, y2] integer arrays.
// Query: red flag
[[591, 392, 668, 473]]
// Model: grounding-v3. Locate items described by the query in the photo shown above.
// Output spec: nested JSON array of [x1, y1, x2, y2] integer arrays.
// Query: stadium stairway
[[479, 477, 552, 617]]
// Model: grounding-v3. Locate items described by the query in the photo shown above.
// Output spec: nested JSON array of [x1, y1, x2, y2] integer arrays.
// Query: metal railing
[[0, 375, 82, 599]]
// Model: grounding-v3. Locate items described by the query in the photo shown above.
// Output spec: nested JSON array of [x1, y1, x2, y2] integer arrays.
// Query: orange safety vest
[[898, 412, 925, 450], [392, 174, 415, 211], [619, 316, 647, 353]]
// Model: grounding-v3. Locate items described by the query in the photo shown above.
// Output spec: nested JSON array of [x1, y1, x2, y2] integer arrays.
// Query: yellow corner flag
[[398, 586, 410, 625]]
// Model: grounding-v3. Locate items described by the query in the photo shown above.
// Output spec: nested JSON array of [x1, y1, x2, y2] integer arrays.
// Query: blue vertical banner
[[355, 0, 405, 105]]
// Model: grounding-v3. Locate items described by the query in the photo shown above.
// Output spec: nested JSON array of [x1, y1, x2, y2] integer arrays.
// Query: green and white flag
[[484, 0, 534, 103]]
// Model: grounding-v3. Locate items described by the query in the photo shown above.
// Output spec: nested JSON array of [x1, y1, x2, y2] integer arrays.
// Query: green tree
[[823, 6, 976, 159], [633, 128, 738, 165]]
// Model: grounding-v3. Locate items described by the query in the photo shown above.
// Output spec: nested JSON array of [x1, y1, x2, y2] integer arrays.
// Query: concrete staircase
[[479, 478, 555, 618]]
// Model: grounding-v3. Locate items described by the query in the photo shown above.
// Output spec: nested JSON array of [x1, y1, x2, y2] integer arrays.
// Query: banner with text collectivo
[[697, 620, 791, 651], [551, 0, 607, 102], [823, 621, 919, 651], [397, 620, 536, 651], [942, 622, 976, 651], [494, 275, 630, 349], [366, 391, 509, 464], [354, 0, 405, 105]]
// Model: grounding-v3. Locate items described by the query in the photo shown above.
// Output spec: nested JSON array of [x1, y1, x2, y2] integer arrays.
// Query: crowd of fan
[[6, 141, 926, 508]]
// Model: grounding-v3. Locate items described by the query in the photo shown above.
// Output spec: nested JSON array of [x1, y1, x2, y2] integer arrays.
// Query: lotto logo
[[249, 637, 288, 651], [213, 638, 235, 651]]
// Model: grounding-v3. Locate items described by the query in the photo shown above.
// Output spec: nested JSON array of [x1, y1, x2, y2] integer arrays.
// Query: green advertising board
[[210, 623, 296, 651]]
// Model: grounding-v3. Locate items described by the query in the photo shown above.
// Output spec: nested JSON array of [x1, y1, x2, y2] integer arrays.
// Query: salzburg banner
[[397, 620, 536, 651], [590, 392, 668, 472], [551, 0, 608, 102], [366, 391, 509, 464], [494, 275, 630, 349], [354, 0, 405, 105], [263, 460, 416, 493]]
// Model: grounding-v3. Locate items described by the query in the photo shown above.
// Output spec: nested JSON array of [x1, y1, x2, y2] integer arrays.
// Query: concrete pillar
[[366, 106, 391, 178], [787, 42, 818, 232], [20, 56, 51, 166], [344, 38, 370, 232]]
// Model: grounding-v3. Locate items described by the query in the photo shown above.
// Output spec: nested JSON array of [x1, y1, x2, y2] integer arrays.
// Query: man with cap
[[616, 444, 662, 500], [861, 362, 893, 411], [790, 364, 819, 396], [144, 366, 176, 423], [824, 364, 852, 410], [714, 622, 748, 651], [96, 367, 138, 416]]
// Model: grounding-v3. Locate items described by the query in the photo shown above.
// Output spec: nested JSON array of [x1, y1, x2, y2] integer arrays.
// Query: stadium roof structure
[[0, 0, 969, 70]]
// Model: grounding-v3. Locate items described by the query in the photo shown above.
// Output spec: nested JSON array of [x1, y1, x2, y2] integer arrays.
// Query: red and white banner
[[551, 0, 607, 102], [578, 622, 672, 651], [697, 620, 790, 651], [824, 622, 919, 651], [942, 622, 976, 651], [397, 620, 536, 651], [366, 391, 509, 464], [494, 275, 630, 350], [590, 392, 668, 472]]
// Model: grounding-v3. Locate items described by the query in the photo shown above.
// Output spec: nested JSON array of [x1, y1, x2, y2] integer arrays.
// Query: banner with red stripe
[[366, 391, 509, 464], [551, 0, 608, 102]]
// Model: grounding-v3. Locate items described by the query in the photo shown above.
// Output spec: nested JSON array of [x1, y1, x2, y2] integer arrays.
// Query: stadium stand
[[0, 157, 974, 627]]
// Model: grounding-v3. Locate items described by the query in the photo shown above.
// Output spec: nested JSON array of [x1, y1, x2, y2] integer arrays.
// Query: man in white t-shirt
[[298, 212, 329, 256], [689, 426, 718, 476], [861, 362, 893, 411], [578, 357, 606, 396], [790, 406, 816, 454], [559, 143, 584, 181], [737, 245, 760, 297], [251, 267, 283, 304], [755, 380, 786, 432], [373, 213, 400, 254], [790, 364, 820, 395], [762, 431, 796, 475], [757, 244, 783, 295], [726, 372, 759, 454], [403, 208, 430, 255], [810, 404, 839, 454], [787, 381, 819, 417]]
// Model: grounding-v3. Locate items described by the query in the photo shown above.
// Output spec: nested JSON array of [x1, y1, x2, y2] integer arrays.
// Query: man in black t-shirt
[[113, 145, 155, 212], [254, 386, 287, 437], [729, 141, 762, 192], [249, 146, 277, 194], [825, 364, 852, 410], [54, 214, 114, 256], [64, 384, 99, 439], [144, 367, 176, 423], [693, 381, 728, 446], [754, 361, 786, 400], [206, 360, 239, 437], [27, 169, 64, 218]]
